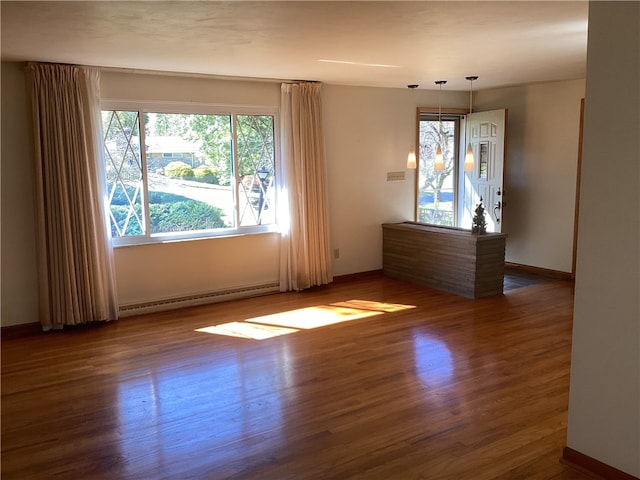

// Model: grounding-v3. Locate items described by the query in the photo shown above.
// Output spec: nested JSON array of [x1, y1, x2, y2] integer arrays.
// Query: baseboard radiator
[[118, 282, 280, 317]]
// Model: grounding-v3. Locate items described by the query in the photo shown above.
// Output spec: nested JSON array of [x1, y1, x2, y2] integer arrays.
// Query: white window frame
[[101, 100, 280, 246]]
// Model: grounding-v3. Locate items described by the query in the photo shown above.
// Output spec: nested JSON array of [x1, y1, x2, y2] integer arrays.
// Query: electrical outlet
[[387, 171, 406, 182], [334, 248, 340, 259]]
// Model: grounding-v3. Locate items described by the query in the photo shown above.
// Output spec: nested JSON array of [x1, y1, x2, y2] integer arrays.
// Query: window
[[417, 113, 460, 226], [101, 104, 277, 245]]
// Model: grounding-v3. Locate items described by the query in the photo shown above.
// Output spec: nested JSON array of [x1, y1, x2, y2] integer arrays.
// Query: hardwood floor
[[1, 272, 591, 480]]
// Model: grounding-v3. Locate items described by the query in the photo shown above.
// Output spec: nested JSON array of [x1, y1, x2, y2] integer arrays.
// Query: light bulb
[[407, 151, 417, 169], [434, 144, 444, 172], [464, 143, 474, 171]]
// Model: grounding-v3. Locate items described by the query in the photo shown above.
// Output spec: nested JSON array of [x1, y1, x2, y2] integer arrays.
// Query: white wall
[[567, 1, 639, 476], [1, 61, 585, 326], [323, 84, 468, 276], [1, 62, 40, 327], [101, 70, 281, 106], [475, 80, 585, 272], [115, 234, 280, 307]]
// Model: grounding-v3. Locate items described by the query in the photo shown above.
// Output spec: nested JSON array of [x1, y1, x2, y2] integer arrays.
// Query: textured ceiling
[[1, 1, 589, 90]]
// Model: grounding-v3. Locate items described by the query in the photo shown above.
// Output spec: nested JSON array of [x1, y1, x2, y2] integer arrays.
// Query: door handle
[[494, 201, 502, 224]]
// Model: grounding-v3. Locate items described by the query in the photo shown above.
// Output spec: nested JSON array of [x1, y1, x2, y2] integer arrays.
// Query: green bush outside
[[109, 204, 143, 236], [148, 191, 192, 204], [109, 184, 228, 236], [149, 201, 226, 233], [193, 166, 219, 184], [110, 184, 139, 206], [165, 161, 194, 179]]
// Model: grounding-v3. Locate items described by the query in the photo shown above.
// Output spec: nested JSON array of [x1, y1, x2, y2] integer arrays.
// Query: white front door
[[459, 109, 507, 233]]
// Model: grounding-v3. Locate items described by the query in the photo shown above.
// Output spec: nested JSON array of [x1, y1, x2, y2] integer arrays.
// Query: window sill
[[111, 225, 280, 248]]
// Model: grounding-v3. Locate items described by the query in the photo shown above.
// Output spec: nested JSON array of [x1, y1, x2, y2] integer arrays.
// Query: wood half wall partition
[[382, 222, 507, 299]]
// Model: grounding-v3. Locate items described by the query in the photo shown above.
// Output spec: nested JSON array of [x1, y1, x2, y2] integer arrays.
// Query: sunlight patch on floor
[[196, 322, 298, 340], [248, 305, 381, 329], [195, 300, 416, 340], [330, 299, 414, 313]]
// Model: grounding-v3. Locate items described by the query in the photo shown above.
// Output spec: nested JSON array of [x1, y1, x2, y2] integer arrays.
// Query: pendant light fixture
[[406, 84, 419, 169], [434, 80, 447, 172], [407, 151, 417, 169], [464, 75, 478, 172]]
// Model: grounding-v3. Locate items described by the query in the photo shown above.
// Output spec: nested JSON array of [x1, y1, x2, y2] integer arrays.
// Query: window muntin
[[237, 115, 275, 226], [417, 114, 460, 227], [101, 104, 277, 245], [103, 110, 145, 237]]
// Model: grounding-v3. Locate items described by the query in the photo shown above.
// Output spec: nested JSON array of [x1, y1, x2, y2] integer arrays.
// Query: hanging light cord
[[466, 75, 478, 113], [438, 83, 442, 141], [438, 81, 442, 135], [464, 76, 478, 172], [406, 84, 419, 169], [433, 81, 447, 172], [435, 80, 447, 137], [435, 81, 447, 146]]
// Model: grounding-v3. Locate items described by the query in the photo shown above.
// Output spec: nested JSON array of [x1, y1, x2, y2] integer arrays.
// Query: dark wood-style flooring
[[1, 271, 591, 480], [503, 266, 558, 292]]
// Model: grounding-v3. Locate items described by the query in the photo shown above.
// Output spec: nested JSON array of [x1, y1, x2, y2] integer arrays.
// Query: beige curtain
[[26, 63, 118, 330], [279, 82, 333, 291]]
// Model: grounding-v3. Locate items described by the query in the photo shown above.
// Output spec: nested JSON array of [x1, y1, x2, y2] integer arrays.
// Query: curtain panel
[[26, 63, 117, 330], [279, 82, 333, 291]]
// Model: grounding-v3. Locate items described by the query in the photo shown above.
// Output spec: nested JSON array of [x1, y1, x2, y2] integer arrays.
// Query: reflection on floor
[[503, 266, 559, 292]]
